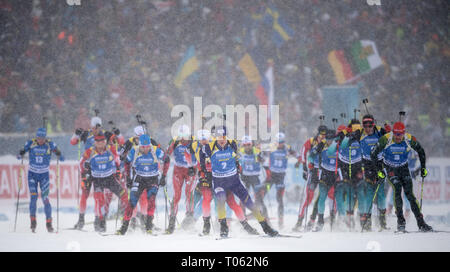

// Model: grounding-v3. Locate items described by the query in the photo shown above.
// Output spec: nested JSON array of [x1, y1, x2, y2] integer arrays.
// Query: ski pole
[[420, 176, 424, 212], [77, 142, 81, 208], [304, 189, 309, 230], [14, 159, 24, 232], [331, 186, 336, 232], [266, 182, 274, 219], [163, 186, 169, 230], [163, 185, 180, 229], [348, 147, 352, 231], [56, 158, 60, 233]]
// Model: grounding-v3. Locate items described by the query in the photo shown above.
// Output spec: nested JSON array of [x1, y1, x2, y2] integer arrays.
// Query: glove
[[377, 170, 385, 179], [159, 175, 166, 186], [302, 171, 308, 180], [294, 161, 300, 168], [236, 161, 242, 174], [421, 168, 428, 178], [58, 154, 65, 162], [114, 169, 121, 181], [75, 128, 83, 136], [81, 172, 90, 190], [188, 167, 195, 177], [17, 150, 25, 160], [126, 175, 132, 189], [316, 141, 325, 153]]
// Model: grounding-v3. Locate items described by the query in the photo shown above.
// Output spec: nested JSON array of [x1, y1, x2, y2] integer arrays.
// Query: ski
[[215, 236, 231, 240], [98, 232, 118, 236], [395, 230, 450, 234], [63, 227, 88, 232], [262, 233, 302, 238]]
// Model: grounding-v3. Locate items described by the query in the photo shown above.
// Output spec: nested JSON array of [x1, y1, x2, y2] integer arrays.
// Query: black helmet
[[317, 125, 327, 135]]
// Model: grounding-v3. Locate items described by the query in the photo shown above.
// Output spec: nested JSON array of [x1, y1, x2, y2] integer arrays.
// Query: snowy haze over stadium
[[0, 0, 448, 155], [0, 0, 449, 253]]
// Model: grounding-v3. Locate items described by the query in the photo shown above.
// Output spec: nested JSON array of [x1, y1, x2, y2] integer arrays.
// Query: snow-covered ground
[[1, 198, 450, 252], [1, 156, 450, 252]]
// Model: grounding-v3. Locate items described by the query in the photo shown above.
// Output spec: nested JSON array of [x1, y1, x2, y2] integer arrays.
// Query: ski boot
[[219, 218, 229, 238], [365, 215, 372, 231], [378, 209, 389, 230], [305, 219, 315, 231], [202, 216, 211, 236], [397, 214, 406, 232], [98, 217, 106, 232], [116, 220, 130, 235], [313, 214, 324, 232], [417, 215, 433, 232], [292, 216, 303, 232], [94, 216, 100, 232], [259, 219, 278, 237], [46, 218, 54, 233], [165, 215, 176, 234], [129, 217, 137, 231], [74, 213, 85, 230], [240, 220, 259, 235], [30, 216, 37, 233], [181, 212, 195, 230], [139, 213, 147, 232], [360, 213, 371, 232], [145, 215, 154, 234]]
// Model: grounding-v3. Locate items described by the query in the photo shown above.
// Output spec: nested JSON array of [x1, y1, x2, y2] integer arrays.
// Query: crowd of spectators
[[0, 0, 448, 156]]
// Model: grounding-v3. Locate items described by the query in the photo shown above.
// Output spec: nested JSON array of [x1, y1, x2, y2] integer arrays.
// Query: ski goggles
[[393, 132, 405, 136], [363, 122, 374, 128], [362, 118, 374, 128]]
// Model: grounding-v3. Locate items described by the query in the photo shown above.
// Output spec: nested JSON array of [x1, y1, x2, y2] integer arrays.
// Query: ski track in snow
[[2, 202, 450, 252], [1, 157, 450, 252]]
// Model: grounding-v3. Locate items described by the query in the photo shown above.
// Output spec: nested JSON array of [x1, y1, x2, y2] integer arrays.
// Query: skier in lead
[[117, 134, 165, 235], [199, 126, 278, 238], [337, 119, 367, 230], [17, 127, 64, 233], [358, 114, 388, 231], [370, 121, 432, 232], [120, 125, 161, 231]]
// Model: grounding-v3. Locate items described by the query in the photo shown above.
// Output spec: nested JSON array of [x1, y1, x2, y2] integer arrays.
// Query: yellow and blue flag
[[174, 45, 199, 88], [263, 5, 294, 48]]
